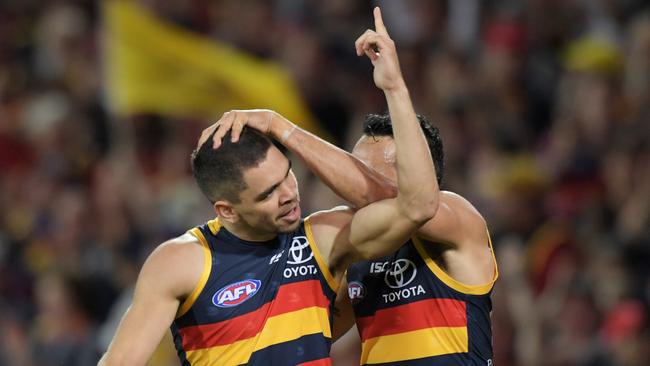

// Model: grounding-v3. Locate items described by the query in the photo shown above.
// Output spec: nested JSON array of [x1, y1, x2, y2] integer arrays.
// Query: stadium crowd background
[[0, 0, 649, 365]]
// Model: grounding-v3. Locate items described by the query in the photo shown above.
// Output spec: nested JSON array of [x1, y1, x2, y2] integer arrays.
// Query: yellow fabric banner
[[104, 1, 324, 137]]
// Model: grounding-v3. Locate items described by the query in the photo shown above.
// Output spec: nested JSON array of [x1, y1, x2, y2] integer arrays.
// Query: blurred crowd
[[1, 0, 649, 365]]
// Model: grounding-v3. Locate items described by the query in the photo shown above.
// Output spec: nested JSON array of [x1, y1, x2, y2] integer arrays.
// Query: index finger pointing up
[[373, 7, 388, 36]]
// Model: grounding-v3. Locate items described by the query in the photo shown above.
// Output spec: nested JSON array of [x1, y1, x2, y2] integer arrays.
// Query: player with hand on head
[[208, 7, 498, 365], [98, 7, 441, 366]]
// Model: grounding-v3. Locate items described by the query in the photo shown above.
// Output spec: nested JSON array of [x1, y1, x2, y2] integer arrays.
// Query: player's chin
[[277, 218, 301, 233]]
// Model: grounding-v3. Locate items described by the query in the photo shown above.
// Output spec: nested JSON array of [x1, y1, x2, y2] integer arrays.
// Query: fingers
[[207, 110, 274, 149], [230, 115, 245, 143], [373, 7, 389, 36], [197, 110, 228, 149], [197, 123, 218, 149], [364, 47, 379, 61], [355, 7, 390, 57], [357, 32, 389, 61], [212, 111, 236, 149], [355, 29, 375, 56]]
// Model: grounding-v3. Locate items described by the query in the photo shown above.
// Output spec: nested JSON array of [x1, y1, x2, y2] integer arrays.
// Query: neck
[[219, 219, 276, 242]]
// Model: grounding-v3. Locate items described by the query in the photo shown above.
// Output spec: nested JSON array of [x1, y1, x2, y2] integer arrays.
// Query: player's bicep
[[308, 203, 419, 279], [101, 239, 202, 365], [347, 198, 419, 261], [105, 295, 179, 365], [101, 276, 179, 364]]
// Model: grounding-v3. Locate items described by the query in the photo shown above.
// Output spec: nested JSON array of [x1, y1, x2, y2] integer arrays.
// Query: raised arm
[[199, 109, 396, 209], [306, 7, 439, 274], [98, 235, 203, 366], [200, 7, 439, 278]]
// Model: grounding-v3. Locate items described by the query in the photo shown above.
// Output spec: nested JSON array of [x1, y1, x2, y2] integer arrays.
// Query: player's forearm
[[269, 114, 396, 208], [384, 83, 439, 222]]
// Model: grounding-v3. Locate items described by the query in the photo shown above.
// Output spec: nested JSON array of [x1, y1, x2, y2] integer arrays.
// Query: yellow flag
[[104, 1, 325, 137]]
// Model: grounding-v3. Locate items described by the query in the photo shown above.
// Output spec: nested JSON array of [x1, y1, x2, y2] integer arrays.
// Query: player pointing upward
[[207, 7, 498, 365], [99, 7, 442, 366]]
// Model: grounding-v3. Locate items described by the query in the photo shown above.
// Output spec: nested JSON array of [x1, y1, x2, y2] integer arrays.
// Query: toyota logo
[[384, 259, 417, 288], [287, 236, 313, 264]]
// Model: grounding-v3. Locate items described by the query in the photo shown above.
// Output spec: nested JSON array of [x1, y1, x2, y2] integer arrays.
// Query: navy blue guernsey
[[171, 218, 338, 366], [346, 235, 498, 365]]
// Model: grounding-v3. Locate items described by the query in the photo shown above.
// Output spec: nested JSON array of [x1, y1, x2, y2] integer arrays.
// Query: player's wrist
[[382, 79, 408, 95], [269, 114, 296, 142]]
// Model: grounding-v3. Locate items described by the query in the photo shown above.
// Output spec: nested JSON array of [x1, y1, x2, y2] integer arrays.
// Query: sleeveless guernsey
[[172, 218, 338, 366], [346, 236, 498, 365]]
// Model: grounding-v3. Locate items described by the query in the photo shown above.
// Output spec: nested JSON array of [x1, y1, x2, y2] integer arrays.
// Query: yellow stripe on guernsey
[[177, 227, 213, 317], [184, 306, 331, 365], [207, 218, 221, 235], [303, 218, 339, 292], [361, 327, 468, 365], [412, 227, 499, 295]]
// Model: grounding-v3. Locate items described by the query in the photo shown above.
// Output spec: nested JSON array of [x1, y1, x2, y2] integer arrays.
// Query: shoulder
[[147, 232, 205, 267], [417, 190, 487, 248], [440, 191, 482, 215], [305, 205, 356, 243], [303, 206, 355, 273], [138, 232, 207, 298], [438, 190, 485, 225], [306, 205, 354, 228]]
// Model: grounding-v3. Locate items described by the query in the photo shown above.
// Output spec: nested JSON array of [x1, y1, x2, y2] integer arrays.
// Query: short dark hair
[[363, 113, 444, 185], [191, 127, 273, 203]]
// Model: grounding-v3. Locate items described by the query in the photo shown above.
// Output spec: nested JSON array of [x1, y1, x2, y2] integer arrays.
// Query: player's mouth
[[279, 205, 300, 223]]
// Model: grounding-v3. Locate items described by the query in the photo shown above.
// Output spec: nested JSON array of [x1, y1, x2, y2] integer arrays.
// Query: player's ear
[[214, 200, 239, 223]]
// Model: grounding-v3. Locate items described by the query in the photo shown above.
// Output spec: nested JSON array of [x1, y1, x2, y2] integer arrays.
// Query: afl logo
[[348, 281, 365, 304], [213, 279, 261, 308], [287, 236, 313, 265], [384, 259, 417, 289]]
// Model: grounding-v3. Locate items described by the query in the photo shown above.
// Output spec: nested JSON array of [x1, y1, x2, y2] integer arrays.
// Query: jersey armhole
[[413, 227, 499, 295], [304, 217, 340, 292], [176, 227, 212, 318]]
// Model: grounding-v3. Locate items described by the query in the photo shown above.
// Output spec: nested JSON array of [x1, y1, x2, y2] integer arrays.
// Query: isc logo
[[213, 279, 261, 308]]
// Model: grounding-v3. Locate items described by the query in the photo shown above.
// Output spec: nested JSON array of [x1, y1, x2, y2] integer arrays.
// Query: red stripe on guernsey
[[179, 280, 329, 350], [297, 357, 333, 366], [357, 298, 467, 341]]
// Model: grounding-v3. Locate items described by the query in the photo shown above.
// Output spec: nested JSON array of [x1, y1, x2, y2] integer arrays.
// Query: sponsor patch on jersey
[[287, 236, 313, 264], [213, 279, 261, 308], [348, 281, 366, 304], [384, 259, 417, 288]]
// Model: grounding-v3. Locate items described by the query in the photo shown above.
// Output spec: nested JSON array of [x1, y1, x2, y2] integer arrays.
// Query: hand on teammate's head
[[197, 109, 275, 150]]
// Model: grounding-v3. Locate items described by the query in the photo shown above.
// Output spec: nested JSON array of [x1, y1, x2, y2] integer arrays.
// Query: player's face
[[352, 135, 397, 182], [234, 145, 302, 235]]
